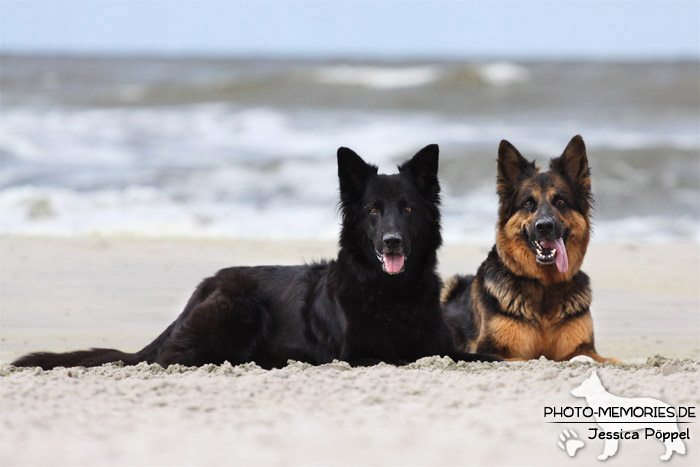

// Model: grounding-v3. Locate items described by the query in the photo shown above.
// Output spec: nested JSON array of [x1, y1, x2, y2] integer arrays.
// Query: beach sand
[[1, 235, 699, 466]]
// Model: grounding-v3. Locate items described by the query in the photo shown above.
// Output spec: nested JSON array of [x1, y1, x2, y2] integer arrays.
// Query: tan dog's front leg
[[582, 352, 622, 364]]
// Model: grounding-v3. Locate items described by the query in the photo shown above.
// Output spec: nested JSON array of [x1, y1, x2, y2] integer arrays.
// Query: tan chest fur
[[477, 275, 594, 360], [484, 312, 593, 360]]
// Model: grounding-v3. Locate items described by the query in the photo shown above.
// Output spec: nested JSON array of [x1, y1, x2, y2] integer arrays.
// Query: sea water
[[1, 56, 697, 242]]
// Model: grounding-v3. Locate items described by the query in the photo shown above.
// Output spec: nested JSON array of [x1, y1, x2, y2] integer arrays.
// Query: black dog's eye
[[369, 207, 378, 215], [404, 206, 413, 214]]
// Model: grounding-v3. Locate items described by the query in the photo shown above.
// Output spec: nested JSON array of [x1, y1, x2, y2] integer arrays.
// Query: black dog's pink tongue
[[383, 253, 405, 274], [541, 238, 569, 273]]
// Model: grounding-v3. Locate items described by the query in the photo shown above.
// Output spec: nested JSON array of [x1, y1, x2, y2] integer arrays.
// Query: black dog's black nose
[[383, 233, 402, 249], [535, 219, 555, 236]]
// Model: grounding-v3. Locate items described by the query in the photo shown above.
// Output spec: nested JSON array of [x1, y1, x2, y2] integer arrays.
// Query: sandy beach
[[1, 7, 698, 466], [1, 235, 699, 466]]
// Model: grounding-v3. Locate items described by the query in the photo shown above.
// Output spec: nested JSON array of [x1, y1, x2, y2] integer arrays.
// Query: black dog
[[13, 145, 499, 369]]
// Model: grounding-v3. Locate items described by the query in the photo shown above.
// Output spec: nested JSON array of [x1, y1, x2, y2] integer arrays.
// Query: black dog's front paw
[[345, 357, 387, 367], [449, 350, 503, 362]]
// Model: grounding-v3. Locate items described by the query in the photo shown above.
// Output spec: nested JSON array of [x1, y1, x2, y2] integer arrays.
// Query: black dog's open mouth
[[526, 233, 569, 273], [375, 251, 407, 275]]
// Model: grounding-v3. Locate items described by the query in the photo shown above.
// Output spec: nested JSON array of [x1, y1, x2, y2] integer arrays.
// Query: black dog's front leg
[[346, 352, 501, 367], [345, 356, 388, 367], [448, 350, 503, 363]]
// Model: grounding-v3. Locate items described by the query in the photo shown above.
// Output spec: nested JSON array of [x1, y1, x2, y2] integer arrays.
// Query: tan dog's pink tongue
[[541, 238, 569, 273], [383, 253, 405, 274], [554, 238, 568, 273]]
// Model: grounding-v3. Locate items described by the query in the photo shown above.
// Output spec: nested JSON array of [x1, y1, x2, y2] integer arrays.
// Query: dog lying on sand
[[443, 136, 619, 363], [14, 145, 500, 369]]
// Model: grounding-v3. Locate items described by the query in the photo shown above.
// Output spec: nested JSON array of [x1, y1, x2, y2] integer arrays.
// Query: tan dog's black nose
[[535, 218, 555, 236]]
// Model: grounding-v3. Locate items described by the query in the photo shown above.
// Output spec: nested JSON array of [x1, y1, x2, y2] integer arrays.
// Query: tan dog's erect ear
[[498, 141, 529, 182], [549, 135, 593, 213], [551, 135, 590, 183], [496, 140, 537, 224], [496, 140, 537, 197]]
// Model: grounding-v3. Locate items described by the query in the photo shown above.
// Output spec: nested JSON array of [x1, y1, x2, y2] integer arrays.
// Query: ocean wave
[[1, 104, 696, 243], [2, 105, 697, 170], [473, 62, 530, 86], [593, 215, 700, 243], [0, 185, 341, 239], [310, 62, 531, 89], [1, 185, 696, 243], [1, 57, 696, 243], [313, 65, 443, 89]]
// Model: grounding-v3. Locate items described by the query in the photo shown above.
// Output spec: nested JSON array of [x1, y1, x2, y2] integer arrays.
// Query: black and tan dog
[[443, 135, 619, 363]]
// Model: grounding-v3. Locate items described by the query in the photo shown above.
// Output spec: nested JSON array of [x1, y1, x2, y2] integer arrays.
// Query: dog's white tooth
[[552, 248, 556, 255]]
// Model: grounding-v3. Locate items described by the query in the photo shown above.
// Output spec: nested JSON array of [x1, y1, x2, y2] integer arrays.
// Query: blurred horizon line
[[1, 49, 697, 64]]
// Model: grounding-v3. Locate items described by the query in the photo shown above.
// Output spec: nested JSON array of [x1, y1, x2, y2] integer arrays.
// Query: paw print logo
[[558, 428, 585, 457]]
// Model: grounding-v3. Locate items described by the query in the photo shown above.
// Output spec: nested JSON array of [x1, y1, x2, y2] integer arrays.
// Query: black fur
[[13, 145, 500, 369]]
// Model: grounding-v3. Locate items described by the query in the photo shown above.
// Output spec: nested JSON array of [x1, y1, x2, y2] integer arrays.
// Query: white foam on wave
[[117, 84, 149, 103], [313, 65, 442, 89], [2, 184, 696, 243], [474, 62, 530, 86], [0, 185, 341, 239], [441, 186, 499, 244], [2, 105, 697, 172], [593, 215, 700, 243], [1, 105, 696, 242]]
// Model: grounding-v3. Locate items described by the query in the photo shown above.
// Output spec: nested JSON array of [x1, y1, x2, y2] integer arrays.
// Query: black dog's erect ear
[[398, 144, 440, 200], [551, 135, 590, 184], [337, 147, 377, 201]]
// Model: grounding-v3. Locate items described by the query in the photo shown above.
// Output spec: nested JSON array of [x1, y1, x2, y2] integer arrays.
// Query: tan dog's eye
[[556, 198, 567, 207]]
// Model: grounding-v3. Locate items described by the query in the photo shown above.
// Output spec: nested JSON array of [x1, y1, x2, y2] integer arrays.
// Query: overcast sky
[[1, 0, 698, 59]]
